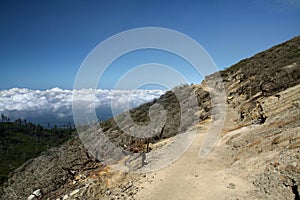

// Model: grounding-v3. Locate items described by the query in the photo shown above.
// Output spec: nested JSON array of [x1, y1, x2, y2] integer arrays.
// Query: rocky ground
[[131, 83, 300, 200], [1, 83, 299, 200], [0, 36, 299, 200]]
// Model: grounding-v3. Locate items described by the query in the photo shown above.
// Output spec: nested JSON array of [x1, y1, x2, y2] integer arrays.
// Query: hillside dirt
[[133, 105, 253, 200], [133, 83, 300, 200]]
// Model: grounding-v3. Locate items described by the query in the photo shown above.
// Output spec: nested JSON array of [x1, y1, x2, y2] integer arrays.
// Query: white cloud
[[0, 87, 165, 125]]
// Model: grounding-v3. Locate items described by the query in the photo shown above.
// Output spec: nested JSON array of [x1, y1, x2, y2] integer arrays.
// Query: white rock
[[32, 189, 42, 197], [70, 189, 80, 196], [27, 194, 35, 200], [105, 190, 111, 195]]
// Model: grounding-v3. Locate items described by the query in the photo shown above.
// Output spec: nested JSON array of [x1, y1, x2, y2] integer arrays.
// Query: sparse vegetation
[[219, 36, 300, 122]]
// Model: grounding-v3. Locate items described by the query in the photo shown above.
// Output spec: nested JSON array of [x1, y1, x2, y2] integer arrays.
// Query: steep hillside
[[99, 84, 210, 153], [0, 36, 299, 200], [218, 36, 300, 123], [134, 36, 300, 200]]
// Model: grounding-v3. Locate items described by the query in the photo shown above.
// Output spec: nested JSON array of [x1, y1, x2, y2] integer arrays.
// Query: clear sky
[[0, 0, 299, 90]]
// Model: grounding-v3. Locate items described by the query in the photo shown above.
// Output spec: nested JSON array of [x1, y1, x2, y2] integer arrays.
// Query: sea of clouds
[[0, 88, 165, 127]]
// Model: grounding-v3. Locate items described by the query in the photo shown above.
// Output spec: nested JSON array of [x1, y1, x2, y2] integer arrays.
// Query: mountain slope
[[133, 36, 300, 200], [133, 79, 300, 200], [1, 36, 299, 200]]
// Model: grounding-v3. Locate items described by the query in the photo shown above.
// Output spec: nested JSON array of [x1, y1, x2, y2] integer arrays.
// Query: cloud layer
[[0, 88, 164, 126]]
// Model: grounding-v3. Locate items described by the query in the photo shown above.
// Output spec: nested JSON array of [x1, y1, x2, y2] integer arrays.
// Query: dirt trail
[[134, 106, 254, 200]]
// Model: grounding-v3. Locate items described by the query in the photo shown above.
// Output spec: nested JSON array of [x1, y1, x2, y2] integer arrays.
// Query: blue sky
[[0, 0, 299, 90]]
